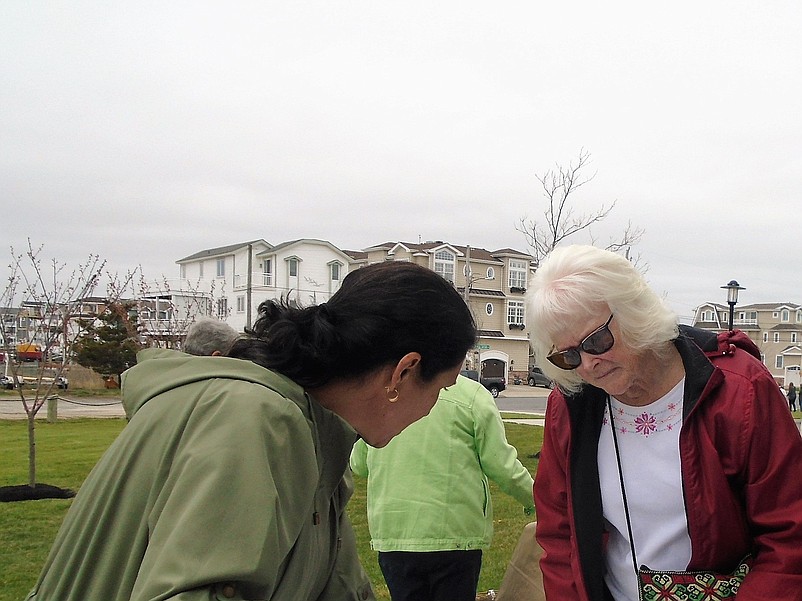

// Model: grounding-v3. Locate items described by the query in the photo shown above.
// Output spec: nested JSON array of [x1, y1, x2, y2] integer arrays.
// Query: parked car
[[1, 375, 22, 389], [460, 369, 506, 398], [527, 366, 553, 388]]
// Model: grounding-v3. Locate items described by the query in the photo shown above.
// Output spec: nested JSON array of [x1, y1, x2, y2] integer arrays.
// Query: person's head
[[227, 261, 476, 445], [183, 317, 239, 356], [526, 245, 678, 394]]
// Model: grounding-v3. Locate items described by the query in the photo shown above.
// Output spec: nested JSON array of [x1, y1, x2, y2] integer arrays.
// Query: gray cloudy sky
[[2, 1, 800, 321]]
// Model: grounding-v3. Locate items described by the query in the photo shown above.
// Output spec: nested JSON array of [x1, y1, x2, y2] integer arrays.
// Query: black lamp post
[[721, 280, 745, 331]]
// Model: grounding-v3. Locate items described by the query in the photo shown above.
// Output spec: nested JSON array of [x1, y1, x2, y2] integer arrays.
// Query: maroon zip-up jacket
[[534, 327, 802, 600]]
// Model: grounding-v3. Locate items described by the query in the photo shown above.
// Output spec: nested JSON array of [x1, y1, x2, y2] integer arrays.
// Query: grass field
[[0, 417, 542, 601]]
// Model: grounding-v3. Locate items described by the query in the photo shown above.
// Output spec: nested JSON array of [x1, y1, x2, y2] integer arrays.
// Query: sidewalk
[[0, 395, 125, 420], [499, 384, 551, 398]]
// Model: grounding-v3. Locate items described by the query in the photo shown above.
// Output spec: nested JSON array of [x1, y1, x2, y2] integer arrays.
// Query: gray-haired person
[[183, 317, 239, 356]]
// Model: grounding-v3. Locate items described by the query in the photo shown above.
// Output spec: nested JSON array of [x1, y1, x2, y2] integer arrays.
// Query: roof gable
[[177, 239, 271, 263]]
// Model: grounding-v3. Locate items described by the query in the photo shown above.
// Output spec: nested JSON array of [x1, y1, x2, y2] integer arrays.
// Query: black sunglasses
[[547, 314, 615, 370]]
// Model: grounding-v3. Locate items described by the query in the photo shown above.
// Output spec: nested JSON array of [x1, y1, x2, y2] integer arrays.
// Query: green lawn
[[0, 418, 542, 601]]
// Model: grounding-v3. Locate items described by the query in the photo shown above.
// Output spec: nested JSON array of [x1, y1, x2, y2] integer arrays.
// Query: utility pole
[[463, 245, 472, 304], [246, 244, 253, 330]]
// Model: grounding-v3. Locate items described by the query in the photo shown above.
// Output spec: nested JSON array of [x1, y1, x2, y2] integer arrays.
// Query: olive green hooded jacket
[[26, 348, 374, 601]]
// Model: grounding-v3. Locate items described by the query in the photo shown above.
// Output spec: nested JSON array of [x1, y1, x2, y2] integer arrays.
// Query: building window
[[793, 333, 798, 343], [763, 332, 769, 343], [199, 262, 204, 278], [262, 259, 273, 286], [776, 355, 784, 369], [180, 264, 186, 279], [508, 260, 527, 289], [507, 300, 525, 325], [486, 267, 495, 280], [434, 250, 455, 283], [288, 258, 298, 277], [236, 296, 245, 313], [216, 298, 228, 319], [329, 262, 343, 293], [216, 258, 225, 278], [782, 309, 790, 322], [774, 332, 780, 343], [486, 303, 493, 316]]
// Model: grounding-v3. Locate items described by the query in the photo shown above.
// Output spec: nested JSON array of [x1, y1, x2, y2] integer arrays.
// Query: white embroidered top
[[598, 378, 692, 600]]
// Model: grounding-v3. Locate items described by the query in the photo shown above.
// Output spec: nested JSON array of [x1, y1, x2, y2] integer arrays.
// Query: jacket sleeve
[[732, 369, 802, 600], [129, 391, 320, 601], [349, 438, 369, 478], [534, 390, 585, 600], [472, 386, 535, 511]]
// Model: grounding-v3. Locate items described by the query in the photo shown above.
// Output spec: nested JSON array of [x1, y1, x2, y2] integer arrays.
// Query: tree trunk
[[27, 413, 37, 488]]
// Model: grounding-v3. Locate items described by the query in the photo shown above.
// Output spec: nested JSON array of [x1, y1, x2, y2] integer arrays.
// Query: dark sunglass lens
[[584, 328, 614, 355], [548, 349, 581, 370], [563, 350, 582, 368]]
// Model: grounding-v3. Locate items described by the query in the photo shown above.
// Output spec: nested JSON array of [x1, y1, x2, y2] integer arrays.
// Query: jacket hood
[[120, 348, 303, 419], [678, 324, 762, 361]]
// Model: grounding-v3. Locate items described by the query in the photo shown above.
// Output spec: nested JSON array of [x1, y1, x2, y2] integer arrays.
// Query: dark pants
[[378, 549, 483, 601]]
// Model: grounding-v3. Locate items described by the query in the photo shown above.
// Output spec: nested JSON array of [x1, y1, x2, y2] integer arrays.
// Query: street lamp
[[721, 280, 745, 331]]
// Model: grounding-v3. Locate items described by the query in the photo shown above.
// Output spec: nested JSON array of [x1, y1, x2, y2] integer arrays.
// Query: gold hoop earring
[[385, 387, 400, 403]]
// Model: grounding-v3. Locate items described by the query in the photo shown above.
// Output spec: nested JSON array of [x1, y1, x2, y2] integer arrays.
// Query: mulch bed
[[0, 483, 75, 502]]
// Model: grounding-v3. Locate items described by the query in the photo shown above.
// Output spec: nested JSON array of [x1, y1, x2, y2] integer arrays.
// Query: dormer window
[[508, 260, 527, 290], [434, 249, 455, 283]]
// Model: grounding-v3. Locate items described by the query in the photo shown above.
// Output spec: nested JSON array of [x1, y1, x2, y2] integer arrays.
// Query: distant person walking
[[788, 382, 797, 411]]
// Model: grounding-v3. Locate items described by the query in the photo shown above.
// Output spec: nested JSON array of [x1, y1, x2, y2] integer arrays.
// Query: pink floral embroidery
[[634, 412, 657, 436]]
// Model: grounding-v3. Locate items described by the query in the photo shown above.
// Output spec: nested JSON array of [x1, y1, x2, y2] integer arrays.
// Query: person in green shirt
[[351, 374, 535, 601]]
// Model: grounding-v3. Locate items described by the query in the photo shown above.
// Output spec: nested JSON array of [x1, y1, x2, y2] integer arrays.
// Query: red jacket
[[534, 327, 802, 600]]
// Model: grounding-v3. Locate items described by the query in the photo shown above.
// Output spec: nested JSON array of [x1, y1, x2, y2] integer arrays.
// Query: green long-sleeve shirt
[[350, 374, 534, 552]]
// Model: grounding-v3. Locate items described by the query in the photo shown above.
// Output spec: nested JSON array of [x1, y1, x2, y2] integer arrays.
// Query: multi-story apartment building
[[360, 241, 536, 382], [171, 238, 537, 382], [175, 238, 354, 334], [693, 302, 802, 386]]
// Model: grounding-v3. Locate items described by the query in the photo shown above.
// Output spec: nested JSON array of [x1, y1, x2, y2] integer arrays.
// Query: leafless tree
[[0, 239, 139, 488], [134, 273, 228, 349], [516, 149, 645, 268]]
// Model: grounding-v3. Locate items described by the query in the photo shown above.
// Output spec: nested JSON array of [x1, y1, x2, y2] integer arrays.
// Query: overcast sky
[[2, 1, 800, 321]]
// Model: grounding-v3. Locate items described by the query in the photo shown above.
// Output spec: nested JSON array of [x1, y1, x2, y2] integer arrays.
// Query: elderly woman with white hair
[[526, 245, 802, 601]]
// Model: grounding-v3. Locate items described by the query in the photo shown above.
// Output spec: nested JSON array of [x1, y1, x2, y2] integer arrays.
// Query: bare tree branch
[[516, 149, 644, 268]]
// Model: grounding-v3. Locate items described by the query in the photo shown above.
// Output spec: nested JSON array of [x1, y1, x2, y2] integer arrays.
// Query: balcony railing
[[234, 273, 274, 289]]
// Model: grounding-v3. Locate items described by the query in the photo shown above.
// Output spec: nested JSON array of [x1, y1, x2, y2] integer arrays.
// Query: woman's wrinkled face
[[551, 308, 642, 399]]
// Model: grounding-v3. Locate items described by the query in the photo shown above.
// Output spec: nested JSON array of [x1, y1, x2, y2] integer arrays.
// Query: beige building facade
[[693, 302, 802, 386], [358, 241, 536, 383]]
